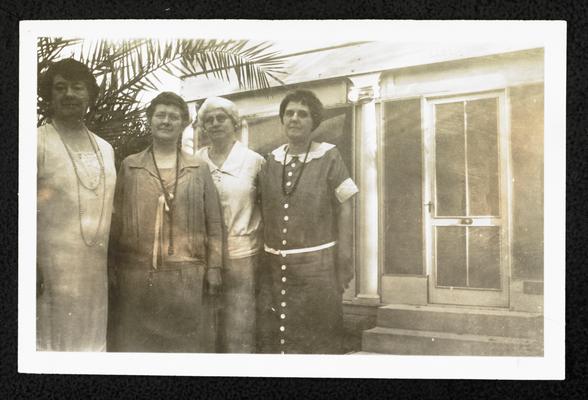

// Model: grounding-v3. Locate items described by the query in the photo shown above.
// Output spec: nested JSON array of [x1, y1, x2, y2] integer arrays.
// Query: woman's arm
[[107, 161, 126, 290], [202, 165, 223, 294], [336, 199, 354, 292], [328, 148, 358, 293]]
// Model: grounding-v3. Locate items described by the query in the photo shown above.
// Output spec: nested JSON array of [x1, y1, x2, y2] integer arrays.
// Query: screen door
[[424, 92, 510, 307]]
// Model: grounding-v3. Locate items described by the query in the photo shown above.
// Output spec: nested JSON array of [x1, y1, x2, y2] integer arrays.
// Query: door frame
[[422, 90, 512, 307]]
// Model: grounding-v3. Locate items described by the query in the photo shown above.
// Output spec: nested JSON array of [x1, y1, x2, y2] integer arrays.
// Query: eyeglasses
[[284, 109, 310, 119], [203, 113, 229, 126]]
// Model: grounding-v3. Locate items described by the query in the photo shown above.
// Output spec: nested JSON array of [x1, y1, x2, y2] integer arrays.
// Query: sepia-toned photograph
[[19, 20, 566, 378]]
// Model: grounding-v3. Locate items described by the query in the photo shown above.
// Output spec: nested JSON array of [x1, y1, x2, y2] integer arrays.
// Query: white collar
[[271, 142, 335, 165], [199, 141, 247, 176]]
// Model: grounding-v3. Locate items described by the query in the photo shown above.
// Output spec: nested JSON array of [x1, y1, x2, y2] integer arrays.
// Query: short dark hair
[[279, 90, 324, 131], [146, 92, 191, 127], [39, 58, 99, 107]]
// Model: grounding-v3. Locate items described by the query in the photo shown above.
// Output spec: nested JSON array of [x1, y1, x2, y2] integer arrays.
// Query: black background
[[1, 1, 586, 398]]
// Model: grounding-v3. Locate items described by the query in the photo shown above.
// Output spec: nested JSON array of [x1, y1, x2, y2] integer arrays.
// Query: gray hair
[[197, 96, 240, 130]]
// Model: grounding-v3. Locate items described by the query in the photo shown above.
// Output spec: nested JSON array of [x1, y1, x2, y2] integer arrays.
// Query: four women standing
[[37, 60, 356, 353]]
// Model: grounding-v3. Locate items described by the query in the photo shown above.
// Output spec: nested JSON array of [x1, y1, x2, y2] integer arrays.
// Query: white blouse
[[196, 141, 265, 259]]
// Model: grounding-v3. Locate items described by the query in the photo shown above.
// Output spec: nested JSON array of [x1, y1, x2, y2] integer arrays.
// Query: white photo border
[[19, 19, 566, 379]]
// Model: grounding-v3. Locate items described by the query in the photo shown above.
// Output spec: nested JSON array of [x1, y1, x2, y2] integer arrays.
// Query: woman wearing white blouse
[[196, 97, 265, 353]]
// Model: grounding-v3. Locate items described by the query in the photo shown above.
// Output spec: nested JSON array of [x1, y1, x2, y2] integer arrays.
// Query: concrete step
[[362, 327, 543, 356], [376, 304, 543, 339]]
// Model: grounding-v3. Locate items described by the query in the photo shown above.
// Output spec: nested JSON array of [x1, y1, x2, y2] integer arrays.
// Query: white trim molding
[[348, 73, 382, 303]]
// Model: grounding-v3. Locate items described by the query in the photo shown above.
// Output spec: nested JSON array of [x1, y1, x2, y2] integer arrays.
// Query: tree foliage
[[37, 37, 287, 164]]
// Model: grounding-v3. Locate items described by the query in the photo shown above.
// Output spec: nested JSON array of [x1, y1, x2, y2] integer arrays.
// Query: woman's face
[[50, 74, 90, 122], [149, 104, 185, 144], [282, 101, 313, 144], [202, 108, 236, 145]]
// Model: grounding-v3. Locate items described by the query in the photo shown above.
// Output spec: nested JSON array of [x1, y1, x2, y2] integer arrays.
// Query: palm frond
[[176, 40, 287, 89], [38, 37, 288, 165]]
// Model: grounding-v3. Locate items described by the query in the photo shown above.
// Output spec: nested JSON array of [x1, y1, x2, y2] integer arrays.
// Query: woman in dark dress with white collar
[[259, 90, 358, 354]]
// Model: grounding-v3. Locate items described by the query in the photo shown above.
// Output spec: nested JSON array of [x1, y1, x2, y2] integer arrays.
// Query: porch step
[[376, 304, 543, 339], [362, 327, 543, 356]]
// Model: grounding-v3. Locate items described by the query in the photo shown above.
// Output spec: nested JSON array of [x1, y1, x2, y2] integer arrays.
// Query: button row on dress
[[279, 177, 292, 355], [279, 247, 288, 352]]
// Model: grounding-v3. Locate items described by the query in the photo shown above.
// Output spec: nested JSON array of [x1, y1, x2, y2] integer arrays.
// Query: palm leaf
[[38, 37, 288, 165]]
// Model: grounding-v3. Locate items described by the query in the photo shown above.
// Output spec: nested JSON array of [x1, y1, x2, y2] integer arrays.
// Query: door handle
[[424, 201, 434, 213]]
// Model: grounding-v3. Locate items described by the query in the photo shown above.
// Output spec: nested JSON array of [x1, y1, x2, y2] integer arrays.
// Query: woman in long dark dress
[[108, 92, 223, 352], [259, 90, 358, 354]]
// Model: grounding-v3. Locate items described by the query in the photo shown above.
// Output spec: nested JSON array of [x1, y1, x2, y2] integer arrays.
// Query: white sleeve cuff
[[335, 178, 359, 203]]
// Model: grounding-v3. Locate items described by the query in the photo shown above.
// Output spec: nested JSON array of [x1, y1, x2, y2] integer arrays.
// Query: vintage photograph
[[19, 20, 566, 378]]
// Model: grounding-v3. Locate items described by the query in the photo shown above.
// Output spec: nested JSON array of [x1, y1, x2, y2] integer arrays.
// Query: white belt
[[264, 241, 336, 256]]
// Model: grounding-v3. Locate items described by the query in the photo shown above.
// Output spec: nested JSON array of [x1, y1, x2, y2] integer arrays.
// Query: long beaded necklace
[[55, 124, 106, 247], [281, 140, 313, 197], [150, 146, 180, 256]]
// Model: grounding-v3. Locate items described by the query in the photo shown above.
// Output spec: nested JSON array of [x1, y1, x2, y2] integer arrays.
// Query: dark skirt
[[218, 255, 259, 353], [259, 247, 343, 354], [108, 262, 217, 353]]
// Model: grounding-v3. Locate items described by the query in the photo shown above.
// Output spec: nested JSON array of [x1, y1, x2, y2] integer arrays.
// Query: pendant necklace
[[150, 145, 180, 255], [55, 123, 106, 247], [281, 140, 313, 197]]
